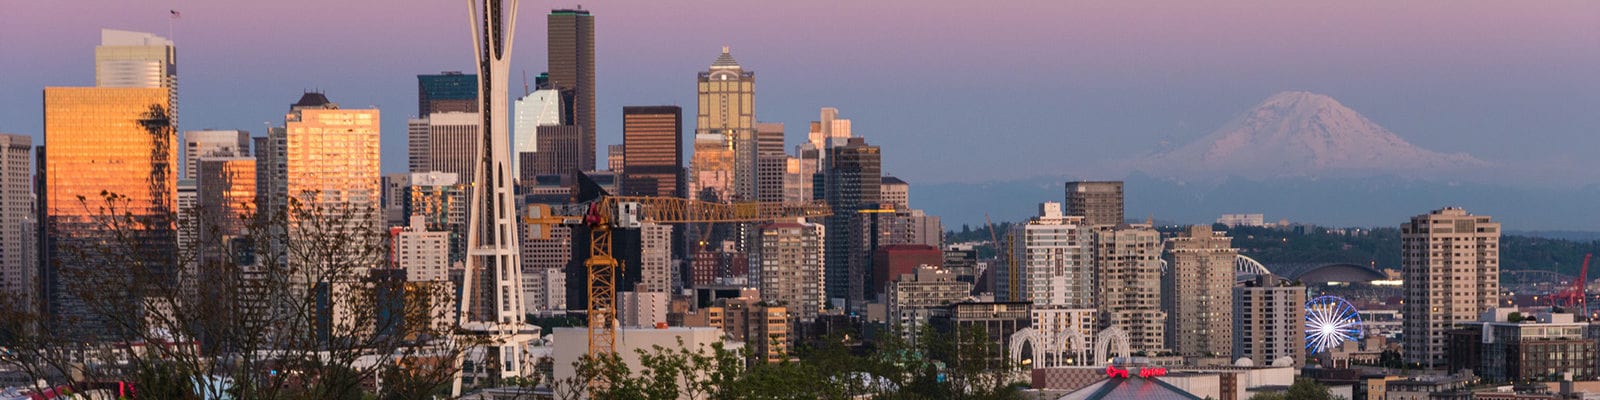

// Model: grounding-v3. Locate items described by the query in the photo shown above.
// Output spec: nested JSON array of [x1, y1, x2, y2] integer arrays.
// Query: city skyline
[[2, 1, 1594, 188]]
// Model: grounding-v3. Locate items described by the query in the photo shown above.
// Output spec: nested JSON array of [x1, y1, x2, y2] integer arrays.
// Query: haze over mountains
[[923, 91, 1599, 232], [1132, 91, 1488, 181]]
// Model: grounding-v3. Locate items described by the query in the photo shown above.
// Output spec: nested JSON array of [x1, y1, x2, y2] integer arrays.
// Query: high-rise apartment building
[[621, 106, 684, 198], [702, 292, 789, 364], [1402, 207, 1500, 366], [43, 86, 175, 329], [526, 125, 583, 181], [182, 130, 249, 180], [390, 215, 455, 333], [1090, 223, 1166, 354], [0, 134, 33, 308], [693, 47, 757, 202], [1065, 181, 1123, 226], [394, 216, 450, 283], [1005, 202, 1090, 308], [757, 222, 825, 324], [270, 93, 380, 225], [638, 223, 673, 294], [1165, 225, 1236, 358], [417, 72, 478, 115], [1233, 274, 1305, 367], [547, 9, 596, 171], [822, 137, 881, 307], [267, 93, 381, 331]]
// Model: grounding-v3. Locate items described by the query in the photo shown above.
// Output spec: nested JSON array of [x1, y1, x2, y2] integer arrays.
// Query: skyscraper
[[182, 130, 250, 180], [1090, 223, 1166, 354], [755, 122, 786, 204], [409, 112, 481, 182], [693, 47, 757, 202], [620, 106, 684, 198], [95, 29, 177, 123], [270, 93, 380, 226], [1402, 207, 1500, 366], [1065, 181, 1124, 226], [267, 93, 382, 338], [1233, 274, 1306, 367], [512, 75, 564, 176], [0, 134, 33, 309], [821, 137, 881, 307], [1165, 225, 1236, 358], [43, 86, 175, 330], [417, 72, 478, 115], [194, 157, 256, 263], [547, 9, 596, 172]]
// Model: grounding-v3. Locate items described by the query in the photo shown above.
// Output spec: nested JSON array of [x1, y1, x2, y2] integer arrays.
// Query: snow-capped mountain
[[1135, 91, 1487, 180]]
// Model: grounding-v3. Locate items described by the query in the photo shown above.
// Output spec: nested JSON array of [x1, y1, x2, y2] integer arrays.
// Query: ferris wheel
[[1305, 296, 1364, 354]]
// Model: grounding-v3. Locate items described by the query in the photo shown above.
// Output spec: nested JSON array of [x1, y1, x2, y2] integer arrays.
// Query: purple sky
[[2, 0, 1596, 185]]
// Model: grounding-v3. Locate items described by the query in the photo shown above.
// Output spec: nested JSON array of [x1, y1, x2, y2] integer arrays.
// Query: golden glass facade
[[43, 86, 176, 325], [45, 87, 176, 223], [196, 158, 256, 240], [283, 107, 381, 216]]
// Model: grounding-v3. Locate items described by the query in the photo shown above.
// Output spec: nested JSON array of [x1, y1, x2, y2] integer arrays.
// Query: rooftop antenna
[[522, 69, 530, 96]]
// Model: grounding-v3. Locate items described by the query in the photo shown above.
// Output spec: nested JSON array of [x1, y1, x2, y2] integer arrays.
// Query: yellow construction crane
[[522, 194, 832, 358]]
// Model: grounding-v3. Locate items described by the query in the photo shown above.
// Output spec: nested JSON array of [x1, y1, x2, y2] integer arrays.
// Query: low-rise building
[[1447, 308, 1596, 383]]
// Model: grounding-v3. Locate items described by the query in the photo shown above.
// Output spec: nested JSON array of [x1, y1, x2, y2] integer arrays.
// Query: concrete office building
[[407, 112, 480, 184], [755, 122, 786, 204], [1065, 181, 1123, 226], [1091, 223, 1167, 354], [880, 177, 909, 210], [1166, 225, 1237, 358], [887, 265, 973, 336], [182, 130, 249, 180], [547, 9, 596, 171], [1402, 207, 1500, 366], [1233, 274, 1305, 368], [0, 134, 32, 308]]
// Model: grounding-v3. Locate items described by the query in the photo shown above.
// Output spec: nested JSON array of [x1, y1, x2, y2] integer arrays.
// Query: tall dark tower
[[547, 9, 596, 172], [456, 0, 535, 392]]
